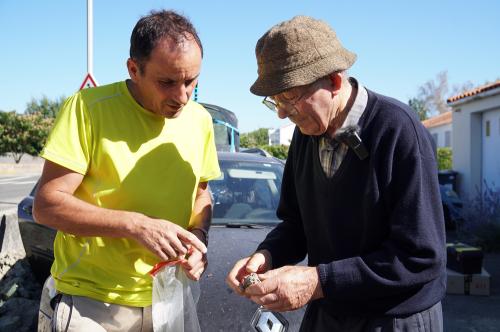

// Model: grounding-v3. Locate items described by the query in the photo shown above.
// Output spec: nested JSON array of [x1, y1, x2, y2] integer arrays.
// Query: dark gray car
[[18, 151, 305, 331]]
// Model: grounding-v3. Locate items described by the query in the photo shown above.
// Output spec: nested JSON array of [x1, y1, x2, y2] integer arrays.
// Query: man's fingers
[[178, 229, 207, 254], [246, 253, 265, 273], [184, 267, 204, 281], [226, 258, 250, 295], [160, 242, 177, 260], [167, 235, 188, 256], [263, 300, 287, 312], [245, 277, 278, 296], [257, 269, 278, 281], [251, 293, 279, 306], [180, 249, 203, 270]]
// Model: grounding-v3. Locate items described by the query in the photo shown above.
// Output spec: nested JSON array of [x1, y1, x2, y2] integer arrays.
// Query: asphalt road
[[0, 174, 39, 211]]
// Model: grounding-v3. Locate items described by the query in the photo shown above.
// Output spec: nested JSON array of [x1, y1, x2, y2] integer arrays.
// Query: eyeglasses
[[262, 97, 298, 117], [262, 80, 319, 116]]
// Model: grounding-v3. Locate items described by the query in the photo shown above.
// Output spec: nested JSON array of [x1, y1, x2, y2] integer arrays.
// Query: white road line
[[0, 181, 38, 185], [0, 175, 37, 181]]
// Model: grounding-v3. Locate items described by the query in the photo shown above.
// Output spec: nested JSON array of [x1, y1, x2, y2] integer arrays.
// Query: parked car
[[18, 151, 305, 331], [440, 184, 464, 230]]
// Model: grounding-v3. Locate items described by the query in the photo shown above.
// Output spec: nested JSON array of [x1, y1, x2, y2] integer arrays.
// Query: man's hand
[[226, 250, 272, 295], [245, 265, 323, 312], [130, 215, 207, 262], [179, 247, 207, 281]]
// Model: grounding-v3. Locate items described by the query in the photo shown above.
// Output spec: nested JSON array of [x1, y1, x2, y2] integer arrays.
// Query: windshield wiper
[[224, 223, 263, 229]]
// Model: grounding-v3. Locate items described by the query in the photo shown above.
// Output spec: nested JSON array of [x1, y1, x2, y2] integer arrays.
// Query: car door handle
[[22, 205, 33, 216]]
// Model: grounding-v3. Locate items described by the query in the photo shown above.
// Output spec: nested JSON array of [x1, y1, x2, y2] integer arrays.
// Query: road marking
[[0, 180, 38, 185], [0, 175, 37, 180]]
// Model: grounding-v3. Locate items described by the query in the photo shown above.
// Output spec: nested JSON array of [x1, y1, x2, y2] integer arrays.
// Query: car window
[[210, 160, 283, 224]]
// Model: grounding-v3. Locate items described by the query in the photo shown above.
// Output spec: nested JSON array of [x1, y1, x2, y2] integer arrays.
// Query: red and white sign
[[79, 73, 98, 90]]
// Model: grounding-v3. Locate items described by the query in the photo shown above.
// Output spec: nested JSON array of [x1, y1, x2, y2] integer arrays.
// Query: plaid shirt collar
[[318, 77, 368, 177]]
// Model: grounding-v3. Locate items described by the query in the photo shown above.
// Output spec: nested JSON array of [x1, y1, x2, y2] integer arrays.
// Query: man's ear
[[127, 58, 140, 81], [328, 72, 343, 96]]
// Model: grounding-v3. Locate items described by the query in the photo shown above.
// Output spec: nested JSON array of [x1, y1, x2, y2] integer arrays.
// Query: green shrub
[[263, 145, 289, 160], [457, 182, 500, 252], [437, 147, 452, 170]]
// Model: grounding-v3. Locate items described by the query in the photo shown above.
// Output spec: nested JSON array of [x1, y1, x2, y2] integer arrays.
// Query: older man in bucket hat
[[227, 16, 446, 331]]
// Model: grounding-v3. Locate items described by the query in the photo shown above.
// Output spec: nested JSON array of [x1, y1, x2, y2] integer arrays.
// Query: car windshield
[[210, 159, 283, 224]]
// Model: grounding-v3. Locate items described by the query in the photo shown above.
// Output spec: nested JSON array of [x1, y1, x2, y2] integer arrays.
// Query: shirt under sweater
[[257, 88, 447, 316]]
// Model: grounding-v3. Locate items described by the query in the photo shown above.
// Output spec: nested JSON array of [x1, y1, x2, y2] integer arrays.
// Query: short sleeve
[[199, 116, 221, 182], [40, 93, 93, 174]]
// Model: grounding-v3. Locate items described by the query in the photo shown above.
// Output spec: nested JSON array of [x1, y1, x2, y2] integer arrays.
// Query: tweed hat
[[250, 16, 357, 96]]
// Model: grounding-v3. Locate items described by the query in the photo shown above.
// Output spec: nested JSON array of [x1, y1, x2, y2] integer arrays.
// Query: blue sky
[[1, 1, 499, 133]]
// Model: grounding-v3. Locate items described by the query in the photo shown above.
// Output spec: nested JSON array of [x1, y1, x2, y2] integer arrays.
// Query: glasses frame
[[262, 79, 322, 116]]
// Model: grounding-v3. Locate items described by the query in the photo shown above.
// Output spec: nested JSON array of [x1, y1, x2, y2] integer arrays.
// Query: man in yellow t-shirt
[[34, 10, 220, 331]]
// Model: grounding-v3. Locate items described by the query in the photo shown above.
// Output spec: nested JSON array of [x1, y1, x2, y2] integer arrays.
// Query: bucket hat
[[250, 16, 356, 96]]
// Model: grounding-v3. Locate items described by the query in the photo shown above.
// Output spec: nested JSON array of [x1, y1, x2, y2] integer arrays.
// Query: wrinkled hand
[[131, 214, 207, 261], [245, 265, 323, 312], [226, 250, 272, 296], [179, 248, 207, 281]]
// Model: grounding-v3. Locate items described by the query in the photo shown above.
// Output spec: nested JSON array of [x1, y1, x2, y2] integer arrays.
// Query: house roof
[[447, 80, 500, 103], [422, 111, 452, 129]]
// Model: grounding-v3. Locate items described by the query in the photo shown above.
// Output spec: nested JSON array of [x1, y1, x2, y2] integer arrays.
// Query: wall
[[451, 91, 500, 198]]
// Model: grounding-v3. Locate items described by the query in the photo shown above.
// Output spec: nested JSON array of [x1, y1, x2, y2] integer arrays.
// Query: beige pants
[[38, 278, 152, 332]]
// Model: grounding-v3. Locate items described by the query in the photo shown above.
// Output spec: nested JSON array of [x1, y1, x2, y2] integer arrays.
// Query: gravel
[[0, 252, 41, 331]]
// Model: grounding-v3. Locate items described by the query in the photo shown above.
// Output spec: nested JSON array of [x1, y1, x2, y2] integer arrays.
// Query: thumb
[[246, 253, 264, 273]]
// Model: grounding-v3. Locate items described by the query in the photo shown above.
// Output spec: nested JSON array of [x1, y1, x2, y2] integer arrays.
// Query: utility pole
[[87, 0, 93, 76]]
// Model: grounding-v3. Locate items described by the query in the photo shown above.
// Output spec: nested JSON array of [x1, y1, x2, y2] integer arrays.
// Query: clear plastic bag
[[150, 261, 201, 332]]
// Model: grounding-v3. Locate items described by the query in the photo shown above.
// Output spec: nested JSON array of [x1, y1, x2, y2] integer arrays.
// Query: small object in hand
[[241, 273, 261, 290]]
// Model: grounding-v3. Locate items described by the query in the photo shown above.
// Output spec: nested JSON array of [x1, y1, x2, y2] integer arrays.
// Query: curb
[[0, 207, 26, 257]]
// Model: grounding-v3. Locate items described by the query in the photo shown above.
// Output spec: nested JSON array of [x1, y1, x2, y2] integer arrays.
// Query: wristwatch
[[190, 227, 209, 246]]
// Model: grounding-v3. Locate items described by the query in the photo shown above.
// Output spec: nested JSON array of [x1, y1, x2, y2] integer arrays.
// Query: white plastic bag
[[150, 261, 201, 332]]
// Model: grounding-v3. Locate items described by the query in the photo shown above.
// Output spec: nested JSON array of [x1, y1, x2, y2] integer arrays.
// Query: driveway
[[443, 234, 500, 331]]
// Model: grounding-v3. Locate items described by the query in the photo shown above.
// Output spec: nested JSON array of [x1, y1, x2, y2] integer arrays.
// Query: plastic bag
[[150, 261, 201, 332]]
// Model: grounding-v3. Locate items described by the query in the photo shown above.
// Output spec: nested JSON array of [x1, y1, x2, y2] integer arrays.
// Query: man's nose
[[172, 84, 190, 105], [277, 107, 290, 119]]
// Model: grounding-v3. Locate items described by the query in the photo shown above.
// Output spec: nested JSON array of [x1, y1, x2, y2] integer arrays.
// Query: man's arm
[[180, 181, 212, 280], [188, 182, 212, 245], [33, 160, 207, 261], [317, 120, 446, 303], [256, 141, 308, 268]]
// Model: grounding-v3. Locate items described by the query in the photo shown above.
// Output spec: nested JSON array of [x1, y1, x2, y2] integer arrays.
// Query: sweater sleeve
[[317, 115, 446, 302], [257, 139, 308, 268]]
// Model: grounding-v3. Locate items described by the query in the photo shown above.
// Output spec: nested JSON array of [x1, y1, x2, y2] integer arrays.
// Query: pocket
[[38, 310, 52, 332], [51, 294, 73, 332]]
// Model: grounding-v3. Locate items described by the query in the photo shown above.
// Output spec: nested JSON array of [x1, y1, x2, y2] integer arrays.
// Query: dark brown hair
[[130, 10, 203, 69]]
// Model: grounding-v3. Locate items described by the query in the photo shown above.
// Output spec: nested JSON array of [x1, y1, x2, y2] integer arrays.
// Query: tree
[[408, 97, 429, 121], [415, 71, 474, 117], [265, 144, 289, 160], [240, 128, 269, 148], [0, 110, 53, 163], [25, 95, 66, 119]]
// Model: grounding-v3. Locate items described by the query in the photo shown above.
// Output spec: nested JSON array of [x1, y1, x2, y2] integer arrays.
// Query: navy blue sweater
[[257, 90, 446, 316]]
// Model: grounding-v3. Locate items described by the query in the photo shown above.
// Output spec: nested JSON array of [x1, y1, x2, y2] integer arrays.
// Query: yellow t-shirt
[[40, 81, 220, 306]]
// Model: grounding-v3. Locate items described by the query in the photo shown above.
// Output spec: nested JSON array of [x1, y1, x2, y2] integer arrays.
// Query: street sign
[[79, 73, 98, 90]]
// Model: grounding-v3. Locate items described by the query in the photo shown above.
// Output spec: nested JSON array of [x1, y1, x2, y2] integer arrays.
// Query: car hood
[[198, 225, 305, 331]]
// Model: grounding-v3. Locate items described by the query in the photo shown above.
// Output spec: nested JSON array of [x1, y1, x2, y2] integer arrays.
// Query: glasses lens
[[262, 98, 278, 113]]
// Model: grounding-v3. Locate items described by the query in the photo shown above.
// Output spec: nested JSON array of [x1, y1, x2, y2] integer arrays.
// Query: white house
[[268, 123, 295, 146], [447, 80, 500, 199], [422, 111, 452, 148]]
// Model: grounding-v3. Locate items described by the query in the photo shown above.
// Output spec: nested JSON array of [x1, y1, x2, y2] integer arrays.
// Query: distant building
[[268, 123, 295, 146], [422, 111, 453, 148], [447, 80, 500, 198]]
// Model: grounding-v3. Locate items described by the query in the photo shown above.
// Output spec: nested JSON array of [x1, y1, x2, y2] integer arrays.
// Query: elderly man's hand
[[245, 265, 323, 312], [226, 250, 272, 296]]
